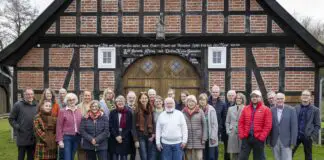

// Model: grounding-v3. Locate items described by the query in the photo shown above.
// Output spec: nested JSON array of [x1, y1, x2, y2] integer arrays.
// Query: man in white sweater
[[156, 97, 188, 160]]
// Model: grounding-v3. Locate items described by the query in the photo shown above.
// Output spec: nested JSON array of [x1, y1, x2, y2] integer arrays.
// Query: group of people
[[8, 85, 320, 160]]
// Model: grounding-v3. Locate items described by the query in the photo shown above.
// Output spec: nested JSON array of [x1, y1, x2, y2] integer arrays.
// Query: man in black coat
[[208, 85, 227, 160], [9, 88, 37, 160]]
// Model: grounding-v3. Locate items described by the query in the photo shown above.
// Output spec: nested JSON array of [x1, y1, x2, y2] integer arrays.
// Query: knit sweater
[[156, 110, 188, 145]]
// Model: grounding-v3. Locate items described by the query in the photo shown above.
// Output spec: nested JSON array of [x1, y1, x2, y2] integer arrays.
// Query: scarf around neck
[[117, 108, 128, 128], [87, 110, 102, 120], [183, 105, 200, 118]]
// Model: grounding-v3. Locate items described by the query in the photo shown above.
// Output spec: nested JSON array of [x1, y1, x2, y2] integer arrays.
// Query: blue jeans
[[139, 135, 154, 160], [86, 150, 107, 160], [161, 143, 183, 160], [63, 135, 80, 160], [204, 142, 218, 160], [151, 141, 160, 160]]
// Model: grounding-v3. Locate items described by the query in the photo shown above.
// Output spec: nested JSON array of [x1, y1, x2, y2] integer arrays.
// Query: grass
[[0, 119, 324, 160], [322, 122, 324, 129]]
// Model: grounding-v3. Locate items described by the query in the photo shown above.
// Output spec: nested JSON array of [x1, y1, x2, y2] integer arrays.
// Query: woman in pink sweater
[[56, 93, 82, 160]]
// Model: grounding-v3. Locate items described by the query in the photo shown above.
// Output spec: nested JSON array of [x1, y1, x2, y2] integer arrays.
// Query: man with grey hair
[[126, 91, 137, 111], [156, 97, 188, 160], [223, 90, 236, 160], [58, 88, 67, 108], [269, 93, 297, 160], [148, 88, 157, 107], [126, 91, 139, 160], [267, 91, 276, 108]]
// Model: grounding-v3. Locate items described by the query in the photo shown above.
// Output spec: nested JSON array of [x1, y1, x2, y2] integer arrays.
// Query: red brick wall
[[49, 71, 74, 91], [229, 0, 245, 11], [80, 71, 94, 91], [272, 21, 284, 33], [186, 0, 202, 11], [207, 15, 224, 33], [231, 48, 245, 68], [60, 16, 76, 33], [165, 0, 181, 11], [228, 15, 245, 33], [186, 15, 202, 33], [46, 23, 56, 34], [144, 16, 159, 33], [80, 48, 94, 67], [250, 15, 267, 33], [100, 71, 115, 91], [122, 0, 139, 12], [65, 0, 76, 12], [123, 16, 139, 33], [101, 16, 118, 33], [81, 16, 97, 33], [49, 48, 74, 67], [209, 71, 225, 90], [17, 48, 44, 67], [250, 0, 263, 11], [144, 0, 160, 12], [231, 71, 246, 91], [18, 71, 44, 90], [285, 71, 315, 91], [252, 71, 279, 91], [285, 47, 315, 67], [102, 0, 118, 12], [207, 0, 224, 11], [81, 0, 97, 12], [165, 16, 181, 33], [252, 47, 279, 67]]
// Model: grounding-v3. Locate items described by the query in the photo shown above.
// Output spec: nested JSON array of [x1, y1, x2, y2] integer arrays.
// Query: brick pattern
[[80, 71, 94, 91], [49, 48, 74, 67], [231, 48, 245, 68], [18, 71, 43, 90], [228, 15, 245, 33], [49, 71, 74, 91], [207, 15, 224, 33], [17, 48, 44, 67], [252, 47, 279, 67], [252, 71, 279, 91], [101, 16, 118, 33], [81, 0, 97, 12], [250, 15, 267, 33], [165, 16, 181, 33], [80, 48, 94, 67], [123, 16, 139, 33], [122, 0, 139, 12], [186, 0, 202, 11], [46, 23, 56, 34], [231, 71, 246, 91], [285, 47, 315, 67], [207, 0, 224, 11], [144, 0, 160, 12], [229, 0, 245, 11], [272, 21, 284, 33], [65, 0, 76, 12], [250, 0, 263, 11], [165, 0, 181, 11], [186, 15, 202, 33], [60, 16, 76, 33], [99, 71, 115, 91], [209, 71, 225, 90], [81, 16, 97, 33], [144, 16, 159, 33], [102, 0, 118, 12], [285, 71, 315, 91]]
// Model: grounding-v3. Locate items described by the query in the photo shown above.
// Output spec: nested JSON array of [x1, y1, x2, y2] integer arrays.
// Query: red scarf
[[87, 110, 102, 120], [183, 106, 200, 118], [118, 108, 128, 129]]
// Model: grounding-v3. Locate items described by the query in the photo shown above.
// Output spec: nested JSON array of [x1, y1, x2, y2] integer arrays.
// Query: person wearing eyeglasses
[[292, 90, 320, 160]]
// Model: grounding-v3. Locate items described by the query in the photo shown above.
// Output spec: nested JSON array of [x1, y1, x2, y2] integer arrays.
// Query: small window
[[208, 47, 226, 68], [98, 47, 116, 68]]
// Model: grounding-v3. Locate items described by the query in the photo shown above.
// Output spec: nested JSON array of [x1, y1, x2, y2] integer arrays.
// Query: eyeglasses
[[302, 94, 311, 96]]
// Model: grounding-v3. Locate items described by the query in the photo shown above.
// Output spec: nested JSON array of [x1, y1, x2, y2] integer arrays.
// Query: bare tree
[[0, 0, 39, 48], [298, 16, 324, 43]]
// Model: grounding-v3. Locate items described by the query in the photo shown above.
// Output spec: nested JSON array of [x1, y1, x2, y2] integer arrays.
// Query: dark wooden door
[[123, 55, 200, 101]]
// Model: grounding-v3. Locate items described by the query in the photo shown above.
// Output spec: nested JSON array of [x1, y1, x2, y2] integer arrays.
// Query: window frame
[[98, 47, 116, 68], [208, 47, 227, 68]]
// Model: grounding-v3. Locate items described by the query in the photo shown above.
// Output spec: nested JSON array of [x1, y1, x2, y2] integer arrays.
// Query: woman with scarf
[[135, 92, 155, 160], [183, 95, 207, 160], [34, 101, 57, 160], [80, 100, 109, 160], [199, 93, 218, 160], [109, 95, 134, 160], [39, 88, 60, 117], [225, 93, 246, 160]]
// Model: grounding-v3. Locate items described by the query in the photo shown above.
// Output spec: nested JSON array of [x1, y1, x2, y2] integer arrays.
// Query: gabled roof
[[1, 0, 324, 66]]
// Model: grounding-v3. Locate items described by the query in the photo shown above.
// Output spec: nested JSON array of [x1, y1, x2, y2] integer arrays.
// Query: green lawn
[[0, 119, 323, 160]]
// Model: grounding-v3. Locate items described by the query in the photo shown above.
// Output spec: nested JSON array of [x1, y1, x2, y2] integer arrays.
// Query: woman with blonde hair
[[100, 88, 115, 117], [225, 92, 246, 160]]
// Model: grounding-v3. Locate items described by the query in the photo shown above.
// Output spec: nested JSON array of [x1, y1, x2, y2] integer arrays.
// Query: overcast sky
[[31, 0, 324, 23]]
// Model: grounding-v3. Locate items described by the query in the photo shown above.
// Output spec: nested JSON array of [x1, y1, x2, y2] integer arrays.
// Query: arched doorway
[[123, 55, 201, 101], [0, 86, 7, 114]]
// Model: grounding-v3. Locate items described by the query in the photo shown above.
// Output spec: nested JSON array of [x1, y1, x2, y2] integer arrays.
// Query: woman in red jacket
[[238, 90, 272, 160]]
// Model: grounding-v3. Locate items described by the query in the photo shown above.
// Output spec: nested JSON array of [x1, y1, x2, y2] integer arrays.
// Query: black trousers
[[292, 135, 313, 160], [222, 132, 230, 160], [18, 145, 35, 160], [238, 136, 264, 160]]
